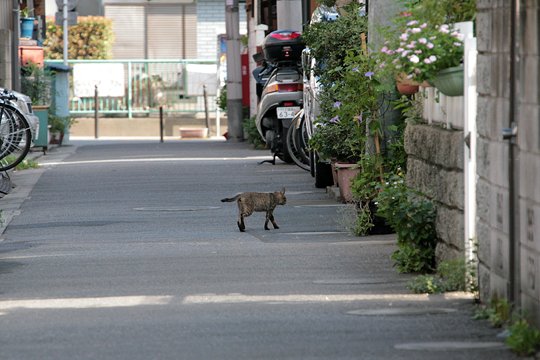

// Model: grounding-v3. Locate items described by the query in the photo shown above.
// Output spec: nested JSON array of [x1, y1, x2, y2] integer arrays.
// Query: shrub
[[243, 116, 265, 149], [376, 174, 437, 273], [44, 16, 114, 60], [506, 319, 540, 356], [407, 258, 467, 293]]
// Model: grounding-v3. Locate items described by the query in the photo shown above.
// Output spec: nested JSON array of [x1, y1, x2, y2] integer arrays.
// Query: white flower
[[453, 42, 463, 47], [400, 33, 409, 41], [407, 20, 419, 26], [396, 47, 404, 53], [418, 38, 428, 44], [409, 55, 420, 63], [401, 50, 410, 57], [420, 23, 428, 29], [427, 43, 434, 49], [411, 27, 422, 34], [424, 58, 432, 64], [429, 55, 437, 62], [439, 24, 450, 34], [414, 50, 423, 54]]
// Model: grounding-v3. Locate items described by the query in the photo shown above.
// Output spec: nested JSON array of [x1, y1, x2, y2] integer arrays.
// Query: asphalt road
[[0, 140, 518, 359]]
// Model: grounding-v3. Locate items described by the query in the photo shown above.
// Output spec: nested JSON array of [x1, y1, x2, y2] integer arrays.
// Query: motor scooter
[[253, 30, 304, 164]]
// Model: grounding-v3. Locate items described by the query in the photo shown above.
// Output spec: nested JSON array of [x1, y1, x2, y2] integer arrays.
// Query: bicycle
[[285, 109, 311, 172], [0, 89, 33, 171]]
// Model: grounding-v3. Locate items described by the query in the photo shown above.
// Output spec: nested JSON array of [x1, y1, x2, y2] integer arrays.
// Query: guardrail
[[46, 59, 218, 118]]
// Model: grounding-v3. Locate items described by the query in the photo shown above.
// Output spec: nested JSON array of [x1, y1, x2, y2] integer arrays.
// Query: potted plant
[[48, 114, 75, 145], [20, 62, 52, 148], [379, 20, 465, 96], [20, 7, 35, 39]]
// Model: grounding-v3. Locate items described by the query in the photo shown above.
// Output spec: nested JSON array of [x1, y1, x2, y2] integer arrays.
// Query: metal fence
[[45, 59, 218, 118]]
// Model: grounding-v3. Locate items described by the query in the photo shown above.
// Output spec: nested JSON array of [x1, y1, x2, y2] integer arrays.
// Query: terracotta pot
[[335, 163, 360, 203], [396, 82, 419, 95]]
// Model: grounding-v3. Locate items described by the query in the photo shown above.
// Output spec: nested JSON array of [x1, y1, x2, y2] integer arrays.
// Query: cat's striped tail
[[221, 194, 240, 202]]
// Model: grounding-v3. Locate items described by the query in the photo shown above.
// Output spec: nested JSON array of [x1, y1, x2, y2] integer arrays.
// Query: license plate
[[277, 106, 300, 119]]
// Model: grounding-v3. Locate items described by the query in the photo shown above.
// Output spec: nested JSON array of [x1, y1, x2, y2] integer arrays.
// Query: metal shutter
[[147, 4, 197, 59], [105, 5, 145, 59]]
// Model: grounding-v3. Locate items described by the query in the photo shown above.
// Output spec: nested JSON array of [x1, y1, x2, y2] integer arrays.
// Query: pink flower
[[400, 33, 409, 41], [427, 43, 434, 49], [418, 38, 428, 44]]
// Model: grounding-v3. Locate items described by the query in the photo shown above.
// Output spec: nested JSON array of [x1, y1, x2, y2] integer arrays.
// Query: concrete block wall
[[516, 0, 540, 324], [197, 0, 247, 60], [404, 123, 465, 262], [476, 0, 513, 305], [476, 0, 540, 325]]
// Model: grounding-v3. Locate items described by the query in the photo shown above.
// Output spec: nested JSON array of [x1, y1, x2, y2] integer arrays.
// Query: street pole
[[63, 0, 68, 65], [225, 0, 243, 142], [12, 0, 21, 91]]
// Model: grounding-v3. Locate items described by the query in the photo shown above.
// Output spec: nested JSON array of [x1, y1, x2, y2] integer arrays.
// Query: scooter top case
[[262, 30, 305, 63]]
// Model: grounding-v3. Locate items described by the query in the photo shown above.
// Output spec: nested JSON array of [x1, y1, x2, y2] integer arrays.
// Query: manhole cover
[[394, 341, 506, 351], [347, 308, 457, 316], [134, 206, 220, 212]]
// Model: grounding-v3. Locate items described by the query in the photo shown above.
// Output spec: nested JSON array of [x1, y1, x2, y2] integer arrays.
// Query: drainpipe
[[503, 0, 519, 304]]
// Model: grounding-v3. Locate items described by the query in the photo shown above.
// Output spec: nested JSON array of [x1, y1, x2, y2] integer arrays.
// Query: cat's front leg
[[269, 212, 279, 229]]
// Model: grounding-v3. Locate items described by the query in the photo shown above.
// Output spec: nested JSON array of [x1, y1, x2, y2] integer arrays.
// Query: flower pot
[[396, 82, 419, 95], [335, 163, 360, 203], [430, 66, 464, 97], [20, 17, 35, 39], [330, 160, 339, 187], [179, 128, 208, 139]]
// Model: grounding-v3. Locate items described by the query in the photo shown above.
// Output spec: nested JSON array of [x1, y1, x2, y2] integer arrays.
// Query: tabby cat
[[221, 188, 287, 232]]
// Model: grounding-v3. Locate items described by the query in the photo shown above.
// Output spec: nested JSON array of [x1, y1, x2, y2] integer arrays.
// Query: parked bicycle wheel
[[286, 110, 310, 172], [0, 103, 32, 171]]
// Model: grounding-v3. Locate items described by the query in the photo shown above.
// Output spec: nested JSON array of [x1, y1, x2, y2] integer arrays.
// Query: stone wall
[[404, 123, 465, 262], [477, 0, 540, 325], [476, 0, 513, 304]]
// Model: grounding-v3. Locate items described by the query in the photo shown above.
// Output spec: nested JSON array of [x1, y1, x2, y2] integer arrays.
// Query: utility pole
[[63, 0, 68, 65], [276, 0, 302, 31], [225, 0, 243, 142], [11, 0, 21, 91]]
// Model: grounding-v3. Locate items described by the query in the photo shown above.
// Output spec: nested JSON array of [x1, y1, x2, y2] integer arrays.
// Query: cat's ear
[[281, 187, 286, 194]]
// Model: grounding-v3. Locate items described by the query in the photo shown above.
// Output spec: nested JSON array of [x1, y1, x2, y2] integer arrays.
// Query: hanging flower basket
[[430, 65, 464, 97]]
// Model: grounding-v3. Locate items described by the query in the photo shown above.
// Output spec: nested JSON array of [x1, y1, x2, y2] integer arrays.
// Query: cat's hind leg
[[237, 213, 246, 232]]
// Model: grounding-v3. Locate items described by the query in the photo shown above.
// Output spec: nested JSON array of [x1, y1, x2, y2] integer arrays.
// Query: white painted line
[[40, 156, 273, 166], [183, 293, 444, 305], [0, 295, 173, 311], [394, 341, 506, 351]]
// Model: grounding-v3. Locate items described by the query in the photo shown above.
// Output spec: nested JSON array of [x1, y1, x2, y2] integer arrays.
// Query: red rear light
[[283, 102, 295, 107], [277, 83, 303, 92], [270, 31, 301, 41]]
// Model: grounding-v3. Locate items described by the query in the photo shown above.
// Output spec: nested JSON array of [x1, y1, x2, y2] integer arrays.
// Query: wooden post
[[203, 85, 210, 136], [94, 85, 99, 139], [159, 106, 164, 143]]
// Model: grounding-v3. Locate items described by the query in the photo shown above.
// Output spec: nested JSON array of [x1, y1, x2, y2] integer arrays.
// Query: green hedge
[[44, 16, 114, 60]]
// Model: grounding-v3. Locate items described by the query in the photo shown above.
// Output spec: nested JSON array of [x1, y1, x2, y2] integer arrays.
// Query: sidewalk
[[0, 139, 519, 359]]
